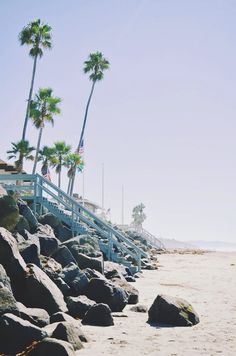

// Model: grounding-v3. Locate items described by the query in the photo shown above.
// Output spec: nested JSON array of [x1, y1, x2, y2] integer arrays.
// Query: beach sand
[[77, 251, 236, 356]]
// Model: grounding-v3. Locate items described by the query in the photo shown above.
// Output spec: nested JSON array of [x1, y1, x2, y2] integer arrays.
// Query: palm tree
[[53, 141, 71, 189], [7, 140, 35, 173], [38, 145, 57, 179], [19, 19, 52, 141], [70, 52, 109, 195], [30, 88, 61, 174], [65, 153, 84, 194]]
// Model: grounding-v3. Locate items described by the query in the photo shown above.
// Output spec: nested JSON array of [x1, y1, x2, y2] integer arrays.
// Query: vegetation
[[53, 141, 71, 189], [7, 140, 35, 173], [19, 19, 52, 141], [5, 20, 110, 196], [29, 87, 61, 174], [69, 51, 110, 195]]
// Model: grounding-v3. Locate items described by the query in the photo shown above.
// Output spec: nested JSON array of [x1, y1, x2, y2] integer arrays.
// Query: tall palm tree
[[30, 88, 61, 174], [7, 140, 35, 173], [70, 52, 109, 195], [65, 153, 84, 194], [19, 19, 52, 141], [38, 145, 57, 179], [53, 141, 71, 189]]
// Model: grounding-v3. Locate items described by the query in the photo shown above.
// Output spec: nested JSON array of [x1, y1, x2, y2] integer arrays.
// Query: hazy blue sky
[[0, 0, 235, 242]]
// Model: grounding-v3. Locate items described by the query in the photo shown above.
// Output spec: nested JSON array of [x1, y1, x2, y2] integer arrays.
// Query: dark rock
[[83, 278, 128, 312], [55, 223, 73, 242], [148, 294, 200, 326], [47, 322, 86, 349], [50, 312, 80, 325], [0, 286, 19, 317], [17, 198, 38, 231], [35, 224, 60, 256], [66, 295, 96, 318], [22, 264, 68, 315], [0, 264, 12, 291], [130, 304, 148, 313], [82, 303, 114, 326], [0, 227, 27, 298], [125, 275, 136, 282], [38, 213, 61, 229], [70, 252, 104, 274], [15, 215, 30, 234], [70, 270, 89, 295], [20, 242, 41, 267], [52, 246, 77, 267], [104, 261, 127, 281], [84, 268, 106, 281], [0, 195, 19, 231], [16, 302, 50, 327], [27, 337, 75, 356], [112, 278, 139, 304], [0, 313, 47, 354], [62, 263, 80, 284]]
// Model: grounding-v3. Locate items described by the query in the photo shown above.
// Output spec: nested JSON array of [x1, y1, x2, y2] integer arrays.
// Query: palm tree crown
[[30, 88, 61, 174], [38, 146, 57, 176], [53, 141, 71, 188], [7, 140, 35, 173], [84, 51, 109, 82], [19, 18, 52, 58]]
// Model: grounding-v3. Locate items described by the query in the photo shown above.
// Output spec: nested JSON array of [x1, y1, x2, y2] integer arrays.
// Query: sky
[[0, 0, 235, 243]]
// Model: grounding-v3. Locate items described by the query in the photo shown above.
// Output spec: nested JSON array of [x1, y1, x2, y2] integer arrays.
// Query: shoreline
[[77, 251, 236, 355]]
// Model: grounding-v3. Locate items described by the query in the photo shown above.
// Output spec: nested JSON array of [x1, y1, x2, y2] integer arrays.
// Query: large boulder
[[0, 264, 12, 291], [112, 278, 139, 304], [22, 264, 68, 315], [0, 286, 19, 317], [34, 224, 59, 256], [0, 195, 19, 231], [148, 294, 200, 326], [0, 227, 27, 297], [14, 215, 30, 234], [16, 302, 50, 327], [70, 252, 104, 274], [27, 337, 75, 356], [82, 303, 114, 326], [0, 313, 47, 354], [17, 198, 38, 231], [18, 236, 41, 267], [83, 278, 128, 312], [52, 246, 77, 267], [104, 261, 127, 281], [66, 295, 96, 319], [45, 321, 86, 349], [50, 312, 81, 325]]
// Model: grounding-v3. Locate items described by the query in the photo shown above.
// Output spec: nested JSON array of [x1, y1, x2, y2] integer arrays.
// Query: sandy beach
[[77, 251, 236, 356]]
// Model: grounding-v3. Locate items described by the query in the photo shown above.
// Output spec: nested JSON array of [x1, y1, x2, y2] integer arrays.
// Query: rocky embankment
[[0, 193, 199, 355]]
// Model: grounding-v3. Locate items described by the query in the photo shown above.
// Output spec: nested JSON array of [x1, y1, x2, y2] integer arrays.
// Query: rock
[[70, 270, 89, 295], [16, 302, 50, 327], [22, 264, 68, 315], [14, 214, 30, 234], [19, 240, 41, 267], [46, 322, 86, 349], [125, 275, 136, 282], [82, 303, 114, 326], [52, 246, 77, 267], [83, 278, 128, 312], [148, 294, 200, 326], [0, 195, 19, 231], [66, 295, 96, 318], [0, 313, 47, 354], [62, 263, 80, 284], [27, 337, 75, 356], [55, 223, 73, 242], [62, 234, 99, 251], [112, 278, 139, 304], [0, 227, 27, 297], [84, 268, 106, 281], [35, 224, 60, 256], [0, 286, 19, 317], [130, 304, 148, 313], [104, 261, 127, 281], [38, 213, 61, 229], [50, 312, 80, 325], [0, 264, 12, 291], [17, 198, 38, 231], [70, 252, 104, 274]]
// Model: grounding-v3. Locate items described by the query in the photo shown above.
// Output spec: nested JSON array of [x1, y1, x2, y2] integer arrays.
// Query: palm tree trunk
[[70, 80, 96, 196], [32, 127, 43, 174], [67, 177, 71, 195], [22, 54, 38, 141]]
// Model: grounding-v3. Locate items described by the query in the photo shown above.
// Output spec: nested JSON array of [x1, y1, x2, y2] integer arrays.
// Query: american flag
[[79, 139, 84, 157]]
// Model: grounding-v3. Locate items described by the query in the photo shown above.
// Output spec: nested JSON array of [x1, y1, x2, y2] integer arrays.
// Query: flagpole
[[102, 163, 104, 212], [121, 185, 124, 225]]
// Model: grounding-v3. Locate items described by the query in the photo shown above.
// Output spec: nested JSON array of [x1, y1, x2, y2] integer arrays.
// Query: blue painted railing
[[0, 174, 149, 271]]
